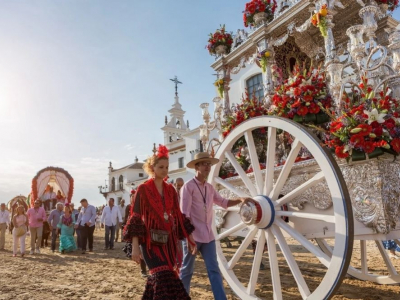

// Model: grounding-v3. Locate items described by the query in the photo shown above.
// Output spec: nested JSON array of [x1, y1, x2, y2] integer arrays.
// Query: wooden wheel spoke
[[274, 172, 325, 207], [269, 139, 302, 200], [225, 151, 258, 196], [264, 127, 276, 196], [216, 222, 247, 241], [275, 210, 335, 223], [265, 229, 283, 300], [360, 240, 368, 274], [228, 226, 258, 269], [247, 230, 265, 295], [272, 225, 311, 299], [244, 130, 263, 195], [276, 219, 330, 267], [214, 177, 250, 198], [375, 240, 398, 276]]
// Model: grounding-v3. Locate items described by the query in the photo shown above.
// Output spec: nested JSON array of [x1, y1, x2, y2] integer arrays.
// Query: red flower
[[391, 138, 400, 153], [330, 121, 343, 133], [297, 106, 309, 116], [356, 124, 372, 136], [248, 3, 256, 14], [258, 3, 266, 11], [363, 141, 375, 153], [350, 134, 365, 148], [293, 87, 301, 96], [303, 95, 314, 102], [335, 146, 349, 158], [384, 118, 395, 130], [308, 103, 320, 114]]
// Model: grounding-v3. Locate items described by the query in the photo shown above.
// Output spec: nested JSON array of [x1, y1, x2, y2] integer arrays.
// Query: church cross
[[170, 76, 182, 96]]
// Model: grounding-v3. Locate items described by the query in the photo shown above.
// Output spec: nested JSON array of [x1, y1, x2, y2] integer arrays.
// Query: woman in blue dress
[[58, 204, 77, 253]]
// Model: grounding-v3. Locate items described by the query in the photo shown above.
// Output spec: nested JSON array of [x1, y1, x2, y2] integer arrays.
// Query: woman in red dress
[[124, 145, 196, 300]]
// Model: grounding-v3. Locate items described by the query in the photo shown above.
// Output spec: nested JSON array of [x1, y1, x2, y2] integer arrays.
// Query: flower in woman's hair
[[335, 145, 349, 158], [364, 108, 386, 124], [157, 144, 169, 159]]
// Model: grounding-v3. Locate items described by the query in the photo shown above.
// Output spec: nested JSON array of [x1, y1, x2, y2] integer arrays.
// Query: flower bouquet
[[243, 0, 277, 27], [323, 78, 400, 161], [214, 78, 224, 98], [222, 92, 269, 138], [375, 0, 399, 12], [269, 64, 332, 124], [206, 25, 233, 56], [311, 4, 328, 37]]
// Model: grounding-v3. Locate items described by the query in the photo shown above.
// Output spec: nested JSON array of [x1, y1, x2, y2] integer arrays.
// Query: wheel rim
[[209, 116, 354, 300]]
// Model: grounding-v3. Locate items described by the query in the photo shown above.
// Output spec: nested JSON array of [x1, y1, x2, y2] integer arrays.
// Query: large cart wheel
[[209, 116, 354, 300], [316, 238, 400, 284]]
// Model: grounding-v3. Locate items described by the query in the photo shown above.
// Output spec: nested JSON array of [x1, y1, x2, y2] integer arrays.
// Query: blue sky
[[1, 1, 399, 207], [0, 1, 245, 206]]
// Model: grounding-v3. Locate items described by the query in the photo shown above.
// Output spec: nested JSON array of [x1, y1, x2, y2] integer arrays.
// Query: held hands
[[187, 235, 197, 255], [74, 224, 78, 229]]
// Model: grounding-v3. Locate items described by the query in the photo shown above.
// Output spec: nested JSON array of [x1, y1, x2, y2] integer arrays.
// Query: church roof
[[112, 162, 144, 172]]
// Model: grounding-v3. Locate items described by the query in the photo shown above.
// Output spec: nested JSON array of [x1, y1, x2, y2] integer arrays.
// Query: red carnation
[[248, 3, 256, 14], [297, 106, 309, 116], [259, 3, 266, 11], [330, 121, 343, 133], [335, 146, 349, 158], [293, 87, 301, 96], [356, 124, 372, 136], [308, 103, 320, 114], [384, 118, 395, 130], [391, 138, 400, 153], [350, 134, 365, 148], [363, 141, 375, 153]]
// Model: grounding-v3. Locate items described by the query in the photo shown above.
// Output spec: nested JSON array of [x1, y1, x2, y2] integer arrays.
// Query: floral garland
[[322, 78, 400, 161], [206, 24, 233, 55], [257, 50, 271, 73], [221, 92, 269, 138], [214, 78, 224, 98], [269, 64, 332, 124], [375, 0, 399, 11], [311, 5, 328, 37], [243, 0, 277, 27], [31, 167, 74, 207]]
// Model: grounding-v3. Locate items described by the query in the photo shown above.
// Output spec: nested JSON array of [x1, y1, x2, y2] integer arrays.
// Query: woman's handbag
[[150, 229, 169, 245], [15, 225, 27, 237]]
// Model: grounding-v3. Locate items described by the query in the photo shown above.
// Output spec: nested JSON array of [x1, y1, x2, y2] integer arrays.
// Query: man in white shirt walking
[[0, 203, 11, 250], [115, 199, 126, 243], [101, 198, 122, 250]]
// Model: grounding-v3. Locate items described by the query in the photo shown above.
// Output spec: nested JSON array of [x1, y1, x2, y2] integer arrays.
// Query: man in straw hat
[[179, 152, 250, 300]]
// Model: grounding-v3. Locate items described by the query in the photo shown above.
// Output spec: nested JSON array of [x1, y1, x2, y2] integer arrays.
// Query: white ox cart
[[210, 117, 400, 300], [204, 0, 400, 298]]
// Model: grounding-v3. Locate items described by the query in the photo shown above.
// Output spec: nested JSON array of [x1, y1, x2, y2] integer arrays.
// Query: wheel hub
[[239, 195, 275, 229]]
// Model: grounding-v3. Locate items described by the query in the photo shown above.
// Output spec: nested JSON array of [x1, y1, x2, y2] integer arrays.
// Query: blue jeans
[[180, 239, 226, 300], [105, 225, 116, 249]]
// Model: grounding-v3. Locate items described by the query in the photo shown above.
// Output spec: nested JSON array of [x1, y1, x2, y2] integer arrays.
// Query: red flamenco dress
[[123, 178, 194, 300]]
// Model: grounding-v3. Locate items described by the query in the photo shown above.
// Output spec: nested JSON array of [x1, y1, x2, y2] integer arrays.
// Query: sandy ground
[[0, 230, 399, 300]]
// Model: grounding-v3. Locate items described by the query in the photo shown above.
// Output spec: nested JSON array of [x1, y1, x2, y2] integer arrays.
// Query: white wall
[[228, 63, 262, 106]]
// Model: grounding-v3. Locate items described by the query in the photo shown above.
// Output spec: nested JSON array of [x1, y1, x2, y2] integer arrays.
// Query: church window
[[246, 74, 264, 101], [111, 177, 115, 192], [118, 175, 124, 190], [198, 140, 204, 152], [178, 157, 184, 168], [176, 120, 181, 129]]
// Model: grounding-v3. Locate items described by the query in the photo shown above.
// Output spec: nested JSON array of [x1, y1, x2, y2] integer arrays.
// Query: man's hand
[[49, 225, 53, 231], [74, 224, 78, 229], [86, 222, 91, 227]]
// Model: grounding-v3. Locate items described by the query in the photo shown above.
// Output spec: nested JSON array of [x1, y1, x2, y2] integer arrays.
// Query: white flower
[[363, 108, 386, 124]]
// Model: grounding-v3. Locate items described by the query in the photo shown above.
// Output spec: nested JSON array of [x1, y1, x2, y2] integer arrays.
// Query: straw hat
[[186, 152, 219, 169]]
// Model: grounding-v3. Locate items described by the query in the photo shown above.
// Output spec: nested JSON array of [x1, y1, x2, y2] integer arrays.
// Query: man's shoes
[[82, 250, 86, 254], [141, 272, 148, 278], [61, 250, 65, 254], [52, 250, 55, 253], [88, 249, 93, 252], [29, 250, 34, 255], [110, 247, 115, 250], [389, 253, 400, 259], [35, 249, 40, 254], [12, 254, 17, 257], [21, 253, 24, 257]]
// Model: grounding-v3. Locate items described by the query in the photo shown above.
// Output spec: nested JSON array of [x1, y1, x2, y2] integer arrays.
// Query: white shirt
[[0, 210, 11, 225], [41, 192, 56, 201], [101, 205, 122, 227], [118, 204, 126, 219]]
